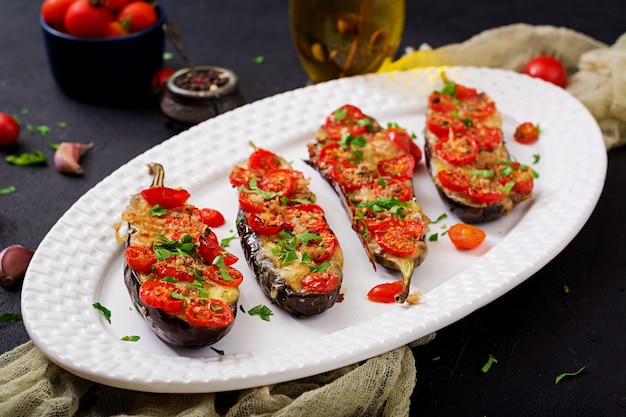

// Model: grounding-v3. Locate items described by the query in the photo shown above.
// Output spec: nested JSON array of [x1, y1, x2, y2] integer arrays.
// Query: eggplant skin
[[236, 208, 341, 316], [423, 143, 522, 224], [124, 263, 236, 348]]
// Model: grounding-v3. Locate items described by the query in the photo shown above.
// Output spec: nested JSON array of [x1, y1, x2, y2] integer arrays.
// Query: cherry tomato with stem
[[448, 223, 486, 250], [64, 0, 111, 38], [125, 245, 156, 274], [117, 1, 157, 33], [367, 281, 403, 303], [139, 279, 184, 314], [185, 299, 234, 328], [524, 55, 567, 88], [0, 113, 20, 146]]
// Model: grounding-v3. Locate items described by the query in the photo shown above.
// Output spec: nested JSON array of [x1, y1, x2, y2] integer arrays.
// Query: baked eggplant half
[[120, 163, 241, 347], [230, 148, 344, 316], [306, 104, 430, 303], [423, 72, 536, 224]]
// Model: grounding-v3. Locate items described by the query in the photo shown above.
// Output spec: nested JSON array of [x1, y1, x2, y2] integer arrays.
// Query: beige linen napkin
[[379, 23, 626, 149], [0, 334, 435, 417]]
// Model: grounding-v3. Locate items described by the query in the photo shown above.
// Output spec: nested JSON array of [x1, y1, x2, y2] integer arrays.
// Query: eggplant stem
[[147, 163, 165, 187], [395, 259, 415, 303]]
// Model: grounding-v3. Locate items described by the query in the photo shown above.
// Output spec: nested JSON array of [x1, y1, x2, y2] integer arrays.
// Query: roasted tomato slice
[[248, 148, 281, 174], [125, 245, 156, 274], [155, 265, 195, 283], [247, 212, 283, 235], [453, 83, 478, 100], [377, 154, 415, 179], [141, 186, 190, 209], [373, 220, 424, 256], [428, 93, 456, 112], [301, 271, 340, 294], [198, 232, 238, 265], [426, 113, 467, 138], [332, 162, 374, 191], [371, 177, 413, 202], [200, 208, 225, 228], [323, 104, 372, 141], [282, 203, 327, 232], [258, 169, 295, 196], [367, 281, 403, 303], [459, 94, 496, 119], [437, 170, 469, 192], [185, 299, 234, 328], [139, 279, 184, 314], [303, 227, 338, 263], [238, 191, 266, 214], [467, 125, 502, 151], [229, 165, 256, 187], [203, 265, 244, 287], [385, 126, 423, 162], [467, 186, 503, 204], [434, 135, 478, 166]]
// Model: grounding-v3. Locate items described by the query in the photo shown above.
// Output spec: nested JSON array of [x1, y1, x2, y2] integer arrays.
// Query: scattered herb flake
[[248, 304, 273, 321], [6, 150, 48, 166], [432, 213, 447, 224], [163, 51, 174, 60], [21, 108, 29, 114], [251, 56, 265, 64], [432, 356, 441, 361], [57, 122, 67, 128], [239, 305, 246, 314], [220, 234, 238, 248], [555, 366, 586, 384], [563, 284, 570, 293], [481, 354, 498, 373], [121, 335, 140, 342], [0, 186, 16, 195], [37, 125, 52, 135], [210, 347, 225, 355], [92, 302, 111, 324], [533, 154, 541, 164], [0, 313, 23, 323], [429, 233, 439, 242]]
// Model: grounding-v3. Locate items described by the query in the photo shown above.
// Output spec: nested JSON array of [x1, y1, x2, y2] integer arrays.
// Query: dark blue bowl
[[40, 4, 166, 105]]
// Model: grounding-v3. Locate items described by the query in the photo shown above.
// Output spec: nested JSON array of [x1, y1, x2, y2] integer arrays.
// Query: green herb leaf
[[6, 150, 48, 166], [563, 284, 570, 293], [149, 204, 168, 216], [334, 107, 348, 120], [533, 154, 541, 164], [0, 186, 16, 195], [211, 347, 225, 355], [57, 122, 67, 128], [92, 302, 111, 324], [555, 366, 586, 384], [0, 313, 22, 323], [220, 234, 238, 248], [429, 233, 439, 242], [37, 125, 51, 135], [309, 261, 330, 273], [251, 56, 265, 64], [163, 51, 174, 60], [121, 335, 140, 342], [248, 304, 273, 321], [481, 354, 498, 373], [432, 213, 447, 224]]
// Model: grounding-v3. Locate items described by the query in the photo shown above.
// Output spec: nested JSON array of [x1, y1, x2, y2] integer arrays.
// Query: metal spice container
[[159, 65, 246, 126]]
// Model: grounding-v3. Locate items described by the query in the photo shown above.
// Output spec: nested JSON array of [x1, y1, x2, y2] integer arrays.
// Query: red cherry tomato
[[367, 281, 403, 303], [301, 227, 338, 263], [0, 113, 20, 146], [301, 272, 340, 294], [155, 265, 195, 283], [467, 186, 503, 204], [247, 212, 283, 235], [426, 113, 467, 138], [332, 162, 374, 191], [437, 170, 469, 192], [373, 220, 424, 256], [200, 208, 226, 227], [151, 67, 175, 89], [453, 83, 478, 100], [64, 0, 111, 38], [428, 93, 456, 113], [104, 20, 129, 37], [467, 125, 502, 151], [124, 245, 156, 274], [434, 135, 478, 166], [448, 223, 486, 250], [198, 232, 238, 265], [139, 279, 184, 314], [238, 191, 266, 214], [524, 55, 568, 88], [370, 178, 414, 202], [41, 0, 77, 30], [377, 154, 415, 179], [246, 148, 280, 174], [514, 122, 540, 144], [282, 204, 327, 231], [117, 1, 158, 33], [323, 104, 371, 141], [104, 0, 130, 11], [185, 299, 234, 328], [229, 165, 255, 187], [141, 186, 190, 209], [258, 169, 295, 196], [203, 265, 243, 287]]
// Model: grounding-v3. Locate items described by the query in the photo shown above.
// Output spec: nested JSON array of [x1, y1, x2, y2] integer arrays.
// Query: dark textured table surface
[[1, 1, 625, 415]]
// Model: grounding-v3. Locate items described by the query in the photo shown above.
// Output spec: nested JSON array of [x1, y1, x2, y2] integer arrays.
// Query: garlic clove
[[54, 142, 94, 175], [0, 244, 35, 287]]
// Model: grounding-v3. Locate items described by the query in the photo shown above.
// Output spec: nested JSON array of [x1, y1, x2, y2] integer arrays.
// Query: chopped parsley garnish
[[220, 233, 238, 248], [0, 186, 16, 195], [213, 255, 234, 282], [563, 284, 570, 293], [432, 213, 448, 224], [149, 204, 168, 216], [37, 125, 52, 135], [154, 234, 197, 259], [533, 154, 541, 164], [555, 366, 586, 384], [121, 335, 140, 342], [357, 196, 409, 217], [251, 55, 265, 64], [309, 261, 331, 273], [334, 107, 348, 120], [481, 354, 498, 373], [242, 178, 281, 200], [6, 150, 47, 166], [472, 169, 495, 178], [429, 233, 439, 242], [248, 304, 273, 321], [0, 313, 22, 323], [92, 302, 111, 324], [210, 347, 225, 355]]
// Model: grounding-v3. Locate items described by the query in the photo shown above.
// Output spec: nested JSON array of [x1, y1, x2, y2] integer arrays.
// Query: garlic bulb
[[54, 142, 94, 175], [0, 245, 35, 287]]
